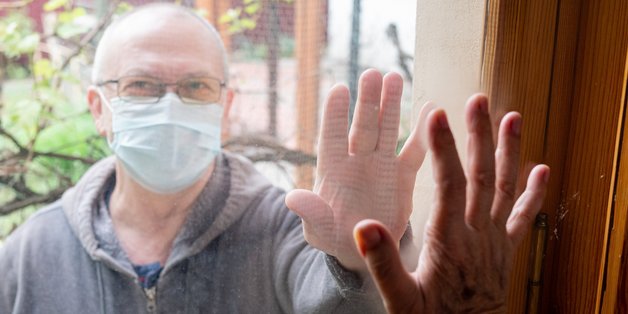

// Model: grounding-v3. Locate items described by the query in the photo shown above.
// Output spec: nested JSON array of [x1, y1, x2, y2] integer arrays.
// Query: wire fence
[[0, 0, 417, 240]]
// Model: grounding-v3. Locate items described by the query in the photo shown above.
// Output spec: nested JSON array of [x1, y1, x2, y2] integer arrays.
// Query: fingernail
[[511, 118, 522, 136], [438, 113, 450, 130], [356, 226, 382, 256], [479, 98, 489, 115]]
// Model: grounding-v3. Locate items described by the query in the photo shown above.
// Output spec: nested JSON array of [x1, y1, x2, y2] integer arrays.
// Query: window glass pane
[[411, 0, 486, 244]]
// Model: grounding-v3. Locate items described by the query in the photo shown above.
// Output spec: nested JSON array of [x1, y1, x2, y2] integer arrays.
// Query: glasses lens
[[178, 77, 222, 104], [118, 76, 162, 103]]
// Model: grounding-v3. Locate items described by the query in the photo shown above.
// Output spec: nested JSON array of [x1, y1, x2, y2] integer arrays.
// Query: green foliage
[[0, 1, 133, 242], [218, 0, 294, 35], [115, 2, 133, 15], [43, 0, 70, 11], [56, 7, 90, 39], [244, 1, 261, 15], [219, 6, 258, 34], [218, 0, 296, 61], [0, 13, 40, 58], [232, 35, 295, 60]]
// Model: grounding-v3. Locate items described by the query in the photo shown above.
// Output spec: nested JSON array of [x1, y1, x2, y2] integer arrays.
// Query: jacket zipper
[[144, 287, 157, 313]]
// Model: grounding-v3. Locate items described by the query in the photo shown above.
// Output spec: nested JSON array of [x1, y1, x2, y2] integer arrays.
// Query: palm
[[286, 70, 427, 271], [311, 152, 405, 263]]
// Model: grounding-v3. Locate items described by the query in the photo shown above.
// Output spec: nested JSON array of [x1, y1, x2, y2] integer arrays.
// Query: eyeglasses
[[97, 76, 226, 104]]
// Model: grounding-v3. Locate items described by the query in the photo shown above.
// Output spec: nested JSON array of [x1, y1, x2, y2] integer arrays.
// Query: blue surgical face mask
[[100, 92, 223, 194]]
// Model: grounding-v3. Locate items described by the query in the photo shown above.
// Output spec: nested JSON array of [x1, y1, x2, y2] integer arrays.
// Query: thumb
[[285, 189, 332, 223], [285, 189, 335, 248], [397, 101, 434, 172], [354, 219, 420, 313]]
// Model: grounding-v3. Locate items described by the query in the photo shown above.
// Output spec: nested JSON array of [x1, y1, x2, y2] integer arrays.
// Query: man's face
[[88, 10, 230, 140]]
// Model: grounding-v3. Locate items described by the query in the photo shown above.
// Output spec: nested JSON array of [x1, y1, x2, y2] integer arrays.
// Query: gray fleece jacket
[[0, 152, 385, 314]]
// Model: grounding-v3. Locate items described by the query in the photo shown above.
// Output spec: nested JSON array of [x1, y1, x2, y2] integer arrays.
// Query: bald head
[[91, 3, 228, 85]]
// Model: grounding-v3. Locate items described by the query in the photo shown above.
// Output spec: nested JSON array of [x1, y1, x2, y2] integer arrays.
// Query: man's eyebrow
[[121, 69, 156, 77], [184, 71, 213, 77], [121, 70, 216, 79]]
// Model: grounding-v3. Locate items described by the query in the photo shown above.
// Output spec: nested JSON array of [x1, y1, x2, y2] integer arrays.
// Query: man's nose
[[164, 83, 178, 93]]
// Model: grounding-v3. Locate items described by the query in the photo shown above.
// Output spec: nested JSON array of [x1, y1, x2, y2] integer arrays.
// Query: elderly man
[[0, 3, 549, 314]]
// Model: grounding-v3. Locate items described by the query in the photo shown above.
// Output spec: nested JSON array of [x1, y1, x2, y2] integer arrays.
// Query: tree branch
[[58, 0, 120, 72], [0, 126, 26, 154], [223, 136, 317, 165], [386, 23, 413, 82], [0, 188, 66, 216], [0, 146, 98, 165], [34, 151, 97, 164]]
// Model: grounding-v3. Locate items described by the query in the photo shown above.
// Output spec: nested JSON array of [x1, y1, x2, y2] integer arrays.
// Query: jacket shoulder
[[0, 199, 78, 261]]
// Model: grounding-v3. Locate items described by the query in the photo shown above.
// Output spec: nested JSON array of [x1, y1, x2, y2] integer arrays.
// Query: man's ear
[[221, 88, 234, 142], [87, 87, 108, 137]]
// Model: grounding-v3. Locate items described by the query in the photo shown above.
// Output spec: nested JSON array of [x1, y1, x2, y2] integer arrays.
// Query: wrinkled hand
[[353, 94, 549, 312], [285, 69, 429, 271]]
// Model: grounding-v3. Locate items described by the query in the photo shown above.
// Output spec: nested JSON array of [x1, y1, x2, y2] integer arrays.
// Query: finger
[[398, 101, 434, 171], [507, 165, 550, 246], [376, 72, 403, 154], [427, 109, 467, 229], [349, 69, 383, 155], [285, 189, 334, 245], [396, 102, 433, 217], [354, 219, 420, 313], [464, 94, 496, 230], [319, 85, 350, 165], [491, 111, 523, 226]]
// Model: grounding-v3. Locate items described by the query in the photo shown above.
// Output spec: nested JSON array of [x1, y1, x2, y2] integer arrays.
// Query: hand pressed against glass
[[286, 67, 549, 310], [354, 95, 549, 313], [286, 69, 429, 272]]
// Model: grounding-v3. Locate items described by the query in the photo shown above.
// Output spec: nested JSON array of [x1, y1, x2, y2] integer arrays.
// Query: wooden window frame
[[481, 0, 628, 312]]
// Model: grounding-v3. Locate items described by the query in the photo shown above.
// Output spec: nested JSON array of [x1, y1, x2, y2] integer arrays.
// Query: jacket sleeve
[[271, 202, 387, 314]]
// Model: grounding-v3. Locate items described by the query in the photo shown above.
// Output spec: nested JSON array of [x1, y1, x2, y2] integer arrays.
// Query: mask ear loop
[[96, 88, 116, 145]]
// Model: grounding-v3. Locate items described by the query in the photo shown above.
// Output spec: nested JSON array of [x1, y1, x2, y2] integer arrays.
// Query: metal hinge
[[525, 213, 549, 314]]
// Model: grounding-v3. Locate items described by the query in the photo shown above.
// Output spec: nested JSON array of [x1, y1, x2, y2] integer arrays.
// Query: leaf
[[9, 113, 20, 124], [240, 18, 256, 30], [38, 86, 66, 110], [57, 7, 85, 23], [24, 162, 61, 194], [218, 14, 233, 24], [0, 13, 37, 57], [244, 2, 261, 15], [228, 24, 243, 34], [58, 11, 73, 23], [7, 98, 42, 141], [35, 114, 98, 152], [4, 21, 18, 35], [16, 33, 40, 54], [33, 59, 55, 80], [59, 71, 80, 84], [43, 0, 69, 11], [116, 2, 134, 14], [56, 23, 90, 39], [71, 7, 87, 18], [219, 8, 241, 24]]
